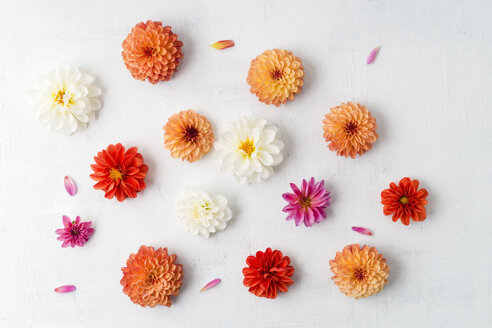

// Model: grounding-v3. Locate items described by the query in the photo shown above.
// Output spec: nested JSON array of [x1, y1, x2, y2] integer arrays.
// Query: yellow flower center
[[238, 139, 255, 158], [109, 168, 123, 181], [53, 88, 72, 106], [399, 196, 409, 204], [193, 202, 209, 219], [300, 197, 311, 208]]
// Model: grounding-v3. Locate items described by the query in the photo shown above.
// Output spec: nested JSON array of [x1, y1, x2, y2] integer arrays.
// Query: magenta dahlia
[[282, 177, 331, 227], [55, 215, 94, 248]]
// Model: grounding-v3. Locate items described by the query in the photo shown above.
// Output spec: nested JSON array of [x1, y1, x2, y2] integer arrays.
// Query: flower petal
[[366, 45, 380, 64], [200, 278, 221, 292], [351, 226, 373, 236], [64, 176, 77, 196], [211, 40, 234, 50], [54, 285, 76, 293]]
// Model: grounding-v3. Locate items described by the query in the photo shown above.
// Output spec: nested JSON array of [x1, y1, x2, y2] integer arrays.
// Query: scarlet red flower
[[381, 177, 428, 225], [242, 248, 294, 299], [90, 143, 148, 202]]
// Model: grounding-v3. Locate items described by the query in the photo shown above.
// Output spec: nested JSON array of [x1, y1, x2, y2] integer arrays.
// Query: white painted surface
[[1, 0, 491, 327]]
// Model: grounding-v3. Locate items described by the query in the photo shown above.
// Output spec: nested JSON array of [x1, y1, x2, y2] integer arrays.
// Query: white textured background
[[1, 0, 491, 327]]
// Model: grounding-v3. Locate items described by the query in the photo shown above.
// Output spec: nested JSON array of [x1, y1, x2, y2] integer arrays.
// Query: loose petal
[[366, 46, 381, 64], [211, 40, 235, 50], [64, 176, 77, 196], [200, 278, 221, 292], [352, 226, 373, 236], [54, 285, 76, 293]]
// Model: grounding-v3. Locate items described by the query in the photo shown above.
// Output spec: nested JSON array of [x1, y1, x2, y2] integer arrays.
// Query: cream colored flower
[[177, 189, 232, 238], [214, 117, 284, 184], [31, 64, 101, 135]]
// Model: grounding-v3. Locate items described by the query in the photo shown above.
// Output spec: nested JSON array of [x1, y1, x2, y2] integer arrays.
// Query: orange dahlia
[[330, 244, 389, 299], [381, 177, 428, 225], [242, 248, 294, 299], [163, 109, 214, 163], [122, 20, 183, 84], [247, 49, 304, 107], [322, 102, 378, 158], [89, 143, 148, 202], [121, 245, 183, 308]]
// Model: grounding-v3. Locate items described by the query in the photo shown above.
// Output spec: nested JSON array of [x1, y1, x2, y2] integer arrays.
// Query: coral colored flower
[[121, 245, 183, 307], [242, 248, 294, 299], [214, 117, 284, 184], [163, 110, 214, 163], [122, 20, 183, 84], [30, 64, 101, 135], [247, 49, 304, 107], [55, 215, 94, 248], [177, 189, 232, 238], [89, 143, 148, 202], [330, 244, 389, 299], [282, 177, 331, 227], [322, 102, 378, 158], [381, 177, 428, 225]]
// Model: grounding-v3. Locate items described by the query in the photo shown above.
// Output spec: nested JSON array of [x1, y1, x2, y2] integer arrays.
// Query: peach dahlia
[[247, 49, 304, 107], [122, 20, 183, 84]]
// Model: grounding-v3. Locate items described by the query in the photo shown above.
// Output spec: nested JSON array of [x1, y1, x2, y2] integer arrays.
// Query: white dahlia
[[214, 117, 284, 184], [31, 64, 101, 135], [177, 189, 232, 238]]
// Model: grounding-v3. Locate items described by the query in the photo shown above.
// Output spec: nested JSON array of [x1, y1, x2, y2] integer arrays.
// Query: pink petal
[[366, 46, 381, 64], [64, 176, 77, 196], [200, 278, 221, 292], [62, 215, 71, 228], [54, 285, 76, 293], [352, 226, 373, 236]]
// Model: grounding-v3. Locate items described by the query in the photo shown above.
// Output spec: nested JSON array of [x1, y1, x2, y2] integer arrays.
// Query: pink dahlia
[[55, 215, 94, 248], [282, 177, 331, 227]]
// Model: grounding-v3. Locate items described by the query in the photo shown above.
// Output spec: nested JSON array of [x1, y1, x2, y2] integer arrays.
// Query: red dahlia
[[90, 143, 148, 202], [381, 177, 428, 225], [242, 248, 294, 299]]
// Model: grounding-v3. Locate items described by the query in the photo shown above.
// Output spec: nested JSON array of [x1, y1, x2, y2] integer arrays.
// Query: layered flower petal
[[381, 177, 429, 225], [122, 20, 183, 84], [242, 248, 294, 299], [177, 189, 232, 238], [121, 246, 183, 307], [55, 215, 94, 248], [322, 102, 378, 158], [30, 65, 101, 135], [214, 117, 284, 184], [330, 244, 389, 299], [89, 143, 148, 202], [247, 49, 304, 107], [163, 110, 214, 163]]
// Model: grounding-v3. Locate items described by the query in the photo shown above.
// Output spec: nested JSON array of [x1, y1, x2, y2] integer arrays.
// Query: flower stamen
[[399, 196, 409, 204], [271, 69, 283, 80], [238, 139, 255, 158], [183, 126, 199, 142], [109, 168, 124, 181]]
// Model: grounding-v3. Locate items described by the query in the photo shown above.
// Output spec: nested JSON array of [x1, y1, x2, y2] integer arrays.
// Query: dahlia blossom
[[247, 49, 304, 107], [282, 177, 331, 227], [214, 117, 284, 184], [330, 244, 389, 299], [30, 64, 101, 135], [122, 20, 183, 84], [177, 189, 232, 238], [55, 215, 94, 248], [322, 102, 378, 158], [242, 248, 294, 299], [381, 177, 428, 225], [121, 245, 183, 307], [163, 110, 214, 163], [90, 143, 148, 202]]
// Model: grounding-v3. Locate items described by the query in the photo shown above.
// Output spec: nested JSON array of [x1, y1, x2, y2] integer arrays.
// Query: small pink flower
[[55, 215, 94, 248], [282, 177, 331, 227]]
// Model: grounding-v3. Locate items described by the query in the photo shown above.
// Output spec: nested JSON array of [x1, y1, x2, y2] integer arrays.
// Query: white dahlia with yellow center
[[177, 189, 232, 238], [31, 64, 101, 135], [214, 117, 284, 184]]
